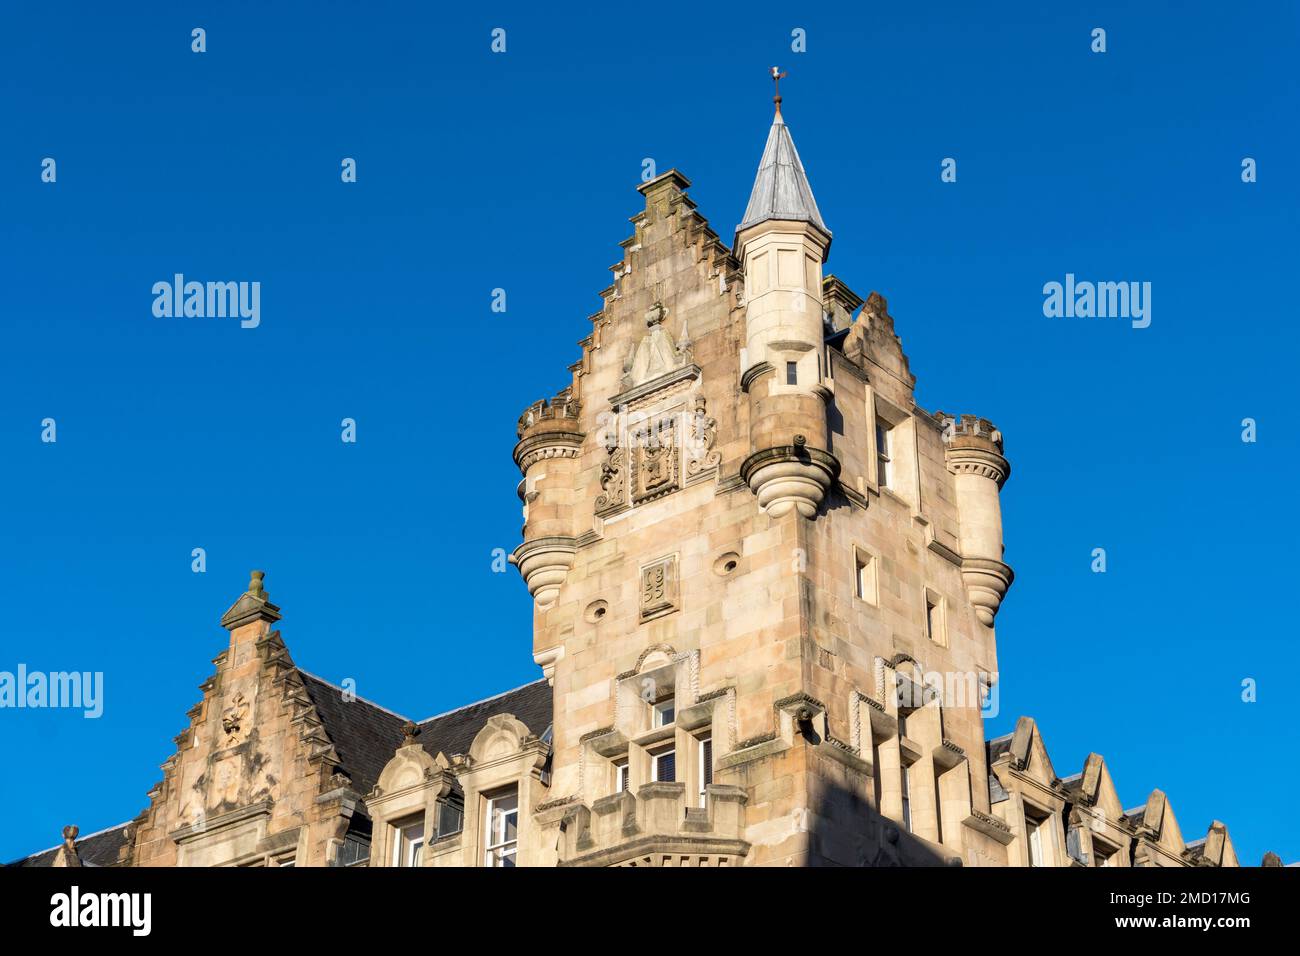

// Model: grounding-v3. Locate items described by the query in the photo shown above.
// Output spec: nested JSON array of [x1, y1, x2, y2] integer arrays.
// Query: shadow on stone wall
[[806, 744, 959, 867]]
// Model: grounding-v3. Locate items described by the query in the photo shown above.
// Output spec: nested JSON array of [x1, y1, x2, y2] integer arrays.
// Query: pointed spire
[[736, 68, 830, 243]]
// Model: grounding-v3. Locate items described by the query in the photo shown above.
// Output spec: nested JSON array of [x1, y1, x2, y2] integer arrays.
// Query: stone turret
[[735, 90, 838, 518], [939, 414, 1013, 626], [511, 390, 584, 622]]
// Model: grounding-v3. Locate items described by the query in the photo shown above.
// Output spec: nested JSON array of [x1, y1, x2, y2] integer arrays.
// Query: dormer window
[[392, 815, 425, 868], [338, 830, 371, 867], [436, 792, 464, 838], [484, 787, 519, 868], [1027, 817, 1046, 867]]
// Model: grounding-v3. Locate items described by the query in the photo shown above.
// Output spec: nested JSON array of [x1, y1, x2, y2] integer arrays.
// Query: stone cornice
[[944, 445, 1010, 487], [608, 363, 701, 409], [559, 834, 751, 868], [964, 809, 1014, 845], [512, 431, 585, 472], [739, 444, 840, 485], [169, 800, 272, 845]]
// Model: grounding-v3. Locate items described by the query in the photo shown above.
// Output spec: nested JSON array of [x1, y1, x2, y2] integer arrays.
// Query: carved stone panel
[[632, 417, 679, 504], [639, 555, 680, 622]]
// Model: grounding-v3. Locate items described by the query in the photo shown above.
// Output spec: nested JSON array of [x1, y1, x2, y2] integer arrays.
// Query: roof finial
[[770, 66, 788, 118]]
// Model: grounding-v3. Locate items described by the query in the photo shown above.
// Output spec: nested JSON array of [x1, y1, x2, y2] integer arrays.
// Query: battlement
[[516, 389, 582, 439], [936, 412, 1004, 454]]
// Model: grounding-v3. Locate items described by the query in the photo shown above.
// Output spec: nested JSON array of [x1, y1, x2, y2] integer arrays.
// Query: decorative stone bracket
[[740, 439, 839, 519], [510, 536, 578, 611]]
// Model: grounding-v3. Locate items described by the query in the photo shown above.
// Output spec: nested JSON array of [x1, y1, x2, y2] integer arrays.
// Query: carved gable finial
[[402, 721, 421, 746], [52, 825, 81, 868], [220, 569, 282, 631]]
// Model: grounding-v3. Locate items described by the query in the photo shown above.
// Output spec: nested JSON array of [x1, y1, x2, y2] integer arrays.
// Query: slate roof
[[736, 110, 829, 240], [7, 822, 131, 868], [988, 773, 1010, 805], [986, 737, 1013, 804], [297, 671, 552, 794], [1122, 807, 1147, 828], [987, 734, 1013, 764], [9, 672, 553, 867], [416, 679, 553, 760], [298, 670, 409, 797]]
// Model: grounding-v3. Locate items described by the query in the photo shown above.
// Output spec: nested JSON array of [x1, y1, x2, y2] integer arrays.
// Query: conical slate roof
[[737, 110, 829, 239]]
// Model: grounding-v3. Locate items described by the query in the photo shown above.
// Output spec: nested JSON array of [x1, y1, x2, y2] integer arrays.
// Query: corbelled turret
[[736, 70, 837, 518]]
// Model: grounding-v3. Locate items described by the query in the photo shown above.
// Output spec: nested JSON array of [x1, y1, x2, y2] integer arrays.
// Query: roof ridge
[[296, 668, 412, 722], [15, 820, 131, 862], [417, 678, 549, 725]]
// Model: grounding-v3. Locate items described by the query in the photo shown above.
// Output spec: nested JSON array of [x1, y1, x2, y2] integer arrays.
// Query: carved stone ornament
[[595, 442, 627, 515], [622, 302, 691, 390], [632, 417, 679, 504], [639, 555, 680, 621], [597, 303, 716, 517], [221, 692, 249, 743], [685, 393, 721, 477]]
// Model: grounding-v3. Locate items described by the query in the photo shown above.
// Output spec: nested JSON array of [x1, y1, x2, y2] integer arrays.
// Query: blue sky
[[1, 1, 1296, 864]]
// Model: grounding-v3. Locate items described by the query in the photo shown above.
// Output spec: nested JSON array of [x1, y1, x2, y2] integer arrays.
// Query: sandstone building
[[12, 90, 1266, 869]]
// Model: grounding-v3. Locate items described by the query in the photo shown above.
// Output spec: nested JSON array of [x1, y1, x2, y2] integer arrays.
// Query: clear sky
[[1, 1, 1296, 864]]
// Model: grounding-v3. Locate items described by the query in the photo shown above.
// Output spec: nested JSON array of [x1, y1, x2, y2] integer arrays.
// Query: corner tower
[[510, 75, 1016, 867]]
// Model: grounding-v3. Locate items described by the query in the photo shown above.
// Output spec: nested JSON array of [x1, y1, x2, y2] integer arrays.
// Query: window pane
[[436, 799, 464, 838], [653, 698, 675, 727], [786, 361, 798, 385], [654, 749, 676, 782], [484, 788, 520, 867], [876, 420, 891, 488], [340, 833, 370, 867]]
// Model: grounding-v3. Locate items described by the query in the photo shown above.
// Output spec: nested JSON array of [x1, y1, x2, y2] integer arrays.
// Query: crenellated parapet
[[937, 412, 1013, 626], [513, 389, 584, 469], [940, 414, 1010, 487]]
